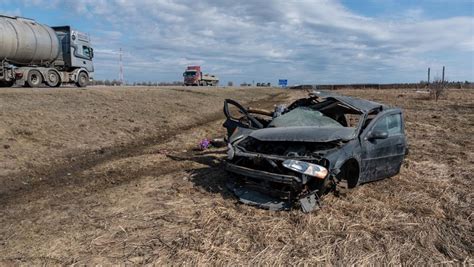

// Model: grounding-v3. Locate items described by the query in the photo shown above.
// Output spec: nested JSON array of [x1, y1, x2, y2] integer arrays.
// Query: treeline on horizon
[[89, 79, 473, 89]]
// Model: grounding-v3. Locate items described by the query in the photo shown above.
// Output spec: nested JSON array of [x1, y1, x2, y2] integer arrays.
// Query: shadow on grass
[[166, 149, 235, 200]]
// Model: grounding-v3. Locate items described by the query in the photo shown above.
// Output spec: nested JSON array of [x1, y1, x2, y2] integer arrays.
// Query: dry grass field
[[0, 86, 472, 265]]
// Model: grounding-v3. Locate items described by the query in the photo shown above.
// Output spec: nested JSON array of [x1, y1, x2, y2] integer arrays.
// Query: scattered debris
[[210, 138, 226, 148], [198, 138, 227, 150], [198, 138, 211, 150]]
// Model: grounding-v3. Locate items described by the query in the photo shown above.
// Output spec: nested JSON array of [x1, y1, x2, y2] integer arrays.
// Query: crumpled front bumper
[[225, 162, 300, 185], [225, 162, 320, 212]]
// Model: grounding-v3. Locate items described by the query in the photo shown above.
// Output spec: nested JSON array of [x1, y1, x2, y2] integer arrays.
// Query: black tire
[[76, 72, 88, 87], [0, 80, 14, 87], [46, 70, 60, 87], [338, 160, 359, 189], [26, 70, 43, 87]]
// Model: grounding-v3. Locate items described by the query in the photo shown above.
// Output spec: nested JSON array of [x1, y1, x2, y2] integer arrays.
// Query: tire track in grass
[[0, 92, 288, 204]]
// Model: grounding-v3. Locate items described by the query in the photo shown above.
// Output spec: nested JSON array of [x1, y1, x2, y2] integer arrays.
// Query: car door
[[360, 110, 406, 182]]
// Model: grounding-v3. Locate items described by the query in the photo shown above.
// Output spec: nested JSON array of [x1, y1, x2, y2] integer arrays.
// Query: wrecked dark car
[[222, 92, 407, 212]]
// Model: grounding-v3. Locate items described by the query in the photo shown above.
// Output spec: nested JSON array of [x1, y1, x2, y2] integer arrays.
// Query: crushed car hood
[[248, 126, 356, 142]]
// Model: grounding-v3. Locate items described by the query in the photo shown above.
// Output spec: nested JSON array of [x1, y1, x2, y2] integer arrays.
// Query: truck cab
[[183, 65, 219, 86], [53, 26, 94, 85], [183, 66, 201, 86]]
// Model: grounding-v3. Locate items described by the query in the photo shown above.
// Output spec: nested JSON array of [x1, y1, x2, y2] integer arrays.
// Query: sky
[[1, 0, 473, 85]]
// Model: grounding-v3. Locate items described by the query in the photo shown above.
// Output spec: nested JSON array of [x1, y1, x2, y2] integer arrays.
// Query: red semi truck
[[183, 66, 219, 86]]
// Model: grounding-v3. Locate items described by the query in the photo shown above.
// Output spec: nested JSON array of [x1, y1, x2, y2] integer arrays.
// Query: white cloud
[[15, 0, 474, 83]]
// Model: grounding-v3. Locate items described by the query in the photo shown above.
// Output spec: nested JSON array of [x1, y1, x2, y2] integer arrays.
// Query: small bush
[[429, 79, 446, 101]]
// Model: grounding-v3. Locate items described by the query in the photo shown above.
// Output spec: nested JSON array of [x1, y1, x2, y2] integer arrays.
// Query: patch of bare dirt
[[0, 86, 279, 196]]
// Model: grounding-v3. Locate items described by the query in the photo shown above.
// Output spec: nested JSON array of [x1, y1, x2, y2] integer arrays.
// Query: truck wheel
[[76, 72, 88, 87], [26, 70, 43, 87], [0, 80, 14, 87], [46, 70, 60, 87]]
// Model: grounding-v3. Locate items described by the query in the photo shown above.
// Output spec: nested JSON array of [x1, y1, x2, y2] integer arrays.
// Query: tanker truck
[[0, 15, 94, 87], [183, 66, 219, 86]]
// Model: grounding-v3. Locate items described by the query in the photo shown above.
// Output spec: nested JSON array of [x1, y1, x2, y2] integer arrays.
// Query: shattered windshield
[[269, 107, 343, 128]]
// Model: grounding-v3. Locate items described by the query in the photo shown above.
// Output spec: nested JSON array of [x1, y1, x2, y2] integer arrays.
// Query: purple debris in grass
[[199, 138, 211, 150]]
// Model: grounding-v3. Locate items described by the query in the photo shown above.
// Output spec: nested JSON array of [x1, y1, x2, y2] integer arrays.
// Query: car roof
[[328, 95, 385, 113], [310, 91, 386, 113]]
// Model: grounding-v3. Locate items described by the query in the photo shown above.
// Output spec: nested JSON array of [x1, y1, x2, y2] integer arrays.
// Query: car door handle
[[396, 143, 404, 147]]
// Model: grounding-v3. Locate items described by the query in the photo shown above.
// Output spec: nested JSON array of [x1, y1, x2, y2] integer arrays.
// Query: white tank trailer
[[0, 15, 94, 87]]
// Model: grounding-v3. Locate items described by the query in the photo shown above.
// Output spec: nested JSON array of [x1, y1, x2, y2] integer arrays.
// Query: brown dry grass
[[0, 86, 472, 265]]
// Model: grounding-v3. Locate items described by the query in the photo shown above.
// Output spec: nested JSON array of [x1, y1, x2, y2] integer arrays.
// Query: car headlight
[[282, 159, 328, 179]]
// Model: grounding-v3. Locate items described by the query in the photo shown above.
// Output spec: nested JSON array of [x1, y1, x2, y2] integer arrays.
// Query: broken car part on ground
[[223, 92, 408, 212]]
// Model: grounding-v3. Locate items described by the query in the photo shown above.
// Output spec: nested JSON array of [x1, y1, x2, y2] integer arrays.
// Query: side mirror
[[368, 130, 389, 140]]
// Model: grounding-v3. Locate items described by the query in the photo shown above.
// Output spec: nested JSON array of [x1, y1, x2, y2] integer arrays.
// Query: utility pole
[[442, 66, 445, 84], [427, 67, 430, 84], [119, 48, 124, 86]]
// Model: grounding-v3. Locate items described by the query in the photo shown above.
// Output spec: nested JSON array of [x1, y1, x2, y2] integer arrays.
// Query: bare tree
[[430, 77, 446, 101]]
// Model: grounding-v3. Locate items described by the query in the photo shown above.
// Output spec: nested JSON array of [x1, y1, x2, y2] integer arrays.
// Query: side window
[[373, 116, 388, 132], [387, 113, 402, 135], [361, 111, 379, 131], [372, 113, 402, 136], [83, 46, 91, 58]]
